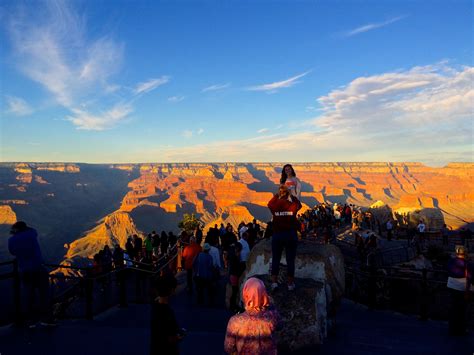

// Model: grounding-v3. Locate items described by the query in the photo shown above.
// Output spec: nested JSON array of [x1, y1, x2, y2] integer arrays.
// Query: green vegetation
[[178, 213, 202, 233]]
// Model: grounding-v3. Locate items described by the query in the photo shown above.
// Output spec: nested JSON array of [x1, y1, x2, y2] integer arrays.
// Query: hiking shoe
[[271, 282, 279, 292], [288, 283, 296, 291]]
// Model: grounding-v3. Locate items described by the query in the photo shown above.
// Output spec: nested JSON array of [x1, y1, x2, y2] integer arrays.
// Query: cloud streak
[[139, 64, 472, 165], [344, 15, 408, 37], [135, 77, 170, 95], [202, 83, 231, 92], [168, 95, 185, 103], [6, 1, 164, 130], [5, 96, 33, 116], [247, 71, 311, 92]]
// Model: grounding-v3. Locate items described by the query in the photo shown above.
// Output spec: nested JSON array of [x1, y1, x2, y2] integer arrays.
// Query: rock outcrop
[[0, 205, 17, 225], [241, 239, 345, 347], [0, 161, 472, 263]]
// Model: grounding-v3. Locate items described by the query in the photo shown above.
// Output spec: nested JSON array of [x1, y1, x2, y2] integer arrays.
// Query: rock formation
[[0, 162, 472, 264], [241, 239, 345, 348]]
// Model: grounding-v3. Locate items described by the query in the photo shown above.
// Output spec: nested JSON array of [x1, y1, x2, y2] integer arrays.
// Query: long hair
[[280, 164, 296, 184]]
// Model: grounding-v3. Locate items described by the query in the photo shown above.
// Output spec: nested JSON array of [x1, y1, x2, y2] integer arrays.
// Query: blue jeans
[[271, 230, 298, 278]]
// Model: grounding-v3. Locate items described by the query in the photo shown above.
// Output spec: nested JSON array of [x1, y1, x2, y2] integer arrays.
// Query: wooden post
[[420, 268, 428, 320], [119, 269, 128, 308], [85, 278, 94, 320]]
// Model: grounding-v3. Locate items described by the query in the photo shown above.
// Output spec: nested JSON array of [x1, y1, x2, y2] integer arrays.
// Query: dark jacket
[[8, 227, 43, 273]]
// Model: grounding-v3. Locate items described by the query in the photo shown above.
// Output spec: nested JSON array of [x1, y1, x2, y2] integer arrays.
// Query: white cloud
[[247, 71, 311, 92], [257, 128, 269, 134], [344, 15, 408, 37], [5, 2, 158, 130], [202, 83, 231, 92], [5, 96, 33, 116], [168, 95, 185, 103], [182, 130, 193, 138], [197, 128, 204, 135], [67, 103, 133, 131], [134, 77, 170, 95], [141, 64, 472, 165]]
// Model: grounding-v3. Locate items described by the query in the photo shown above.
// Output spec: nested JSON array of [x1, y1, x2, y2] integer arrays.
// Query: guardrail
[[0, 243, 180, 325]]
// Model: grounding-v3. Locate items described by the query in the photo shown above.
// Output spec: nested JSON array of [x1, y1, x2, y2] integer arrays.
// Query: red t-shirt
[[267, 195, 302, 233]]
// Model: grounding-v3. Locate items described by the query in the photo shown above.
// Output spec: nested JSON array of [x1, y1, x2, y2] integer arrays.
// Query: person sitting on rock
[[224, 277, 279, 355], [267, 184, 302, 292]]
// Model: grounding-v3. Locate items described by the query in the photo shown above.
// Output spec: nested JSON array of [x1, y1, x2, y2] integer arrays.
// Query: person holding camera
[[267, 184, 302, 291]]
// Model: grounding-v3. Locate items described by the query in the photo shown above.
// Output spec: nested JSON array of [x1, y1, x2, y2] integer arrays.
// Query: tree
[[178, 213, 201, 233]]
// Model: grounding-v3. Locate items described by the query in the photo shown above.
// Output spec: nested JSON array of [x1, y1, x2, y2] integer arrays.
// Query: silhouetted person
[[447, 245, 473, 335], [161, 231, 169, 256], [150, 273, 183, 355], [8, 221, 55, 327], [113, 246, 124, 268], [193, 243, 215, 305]]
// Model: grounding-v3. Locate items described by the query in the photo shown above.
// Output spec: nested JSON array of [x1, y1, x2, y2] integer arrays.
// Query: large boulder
[[369, 201, 393, 225], [393, 207, 445, 230], [241, 239, 344, 348]]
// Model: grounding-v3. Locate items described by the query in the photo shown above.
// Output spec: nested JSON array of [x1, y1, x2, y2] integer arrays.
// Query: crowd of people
[[6, 162, 473, 355]]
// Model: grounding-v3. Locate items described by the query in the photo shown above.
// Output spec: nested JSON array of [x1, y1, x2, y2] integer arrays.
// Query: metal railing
[[0, 243, 180, 325]]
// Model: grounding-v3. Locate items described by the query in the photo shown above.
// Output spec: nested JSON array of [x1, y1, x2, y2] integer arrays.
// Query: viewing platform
[[1, 270, 472, 355]]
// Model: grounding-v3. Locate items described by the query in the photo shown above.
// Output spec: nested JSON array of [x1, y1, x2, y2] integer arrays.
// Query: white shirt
[[417, 223, 426, 233], [239, 239, 250, 262], [239, 225, 248, 239], [209, 246, 221, 269]]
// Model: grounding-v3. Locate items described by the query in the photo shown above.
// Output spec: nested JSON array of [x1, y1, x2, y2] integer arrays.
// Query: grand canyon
[[0, 162, 472, 267]]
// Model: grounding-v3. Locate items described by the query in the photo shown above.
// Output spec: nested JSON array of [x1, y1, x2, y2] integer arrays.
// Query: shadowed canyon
[[0, 162, 472, 267]]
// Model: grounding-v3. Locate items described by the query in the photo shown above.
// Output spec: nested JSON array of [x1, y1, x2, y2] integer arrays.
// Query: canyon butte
[[0, 162, 472, 267]]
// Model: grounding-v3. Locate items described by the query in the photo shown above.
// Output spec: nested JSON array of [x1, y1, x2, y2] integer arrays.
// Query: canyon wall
[[0, 162, 472, 265]]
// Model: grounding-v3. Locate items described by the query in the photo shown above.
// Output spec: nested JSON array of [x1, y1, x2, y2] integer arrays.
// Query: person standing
[[8, 221, 56, 327], [150, 274, 184, 355], [280, 164, 301, 199], [193, 243, 215, 305], [267, 184, 302, 291], [447, 245, 473, 336], [182, 237, 201, 294], [386, 220, 393, 241]]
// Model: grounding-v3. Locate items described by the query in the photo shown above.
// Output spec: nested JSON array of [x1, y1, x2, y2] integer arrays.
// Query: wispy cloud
[[344, 15, 408, 37], [197, 128, 204, 135], [247, 71, 311, 92], [5, 1, 161, 130], [67, 103, 133, 131], [134, 77, 170, 95], [5, 96, 33, 116], [202, 83, 231, 92], [168, 95, 185, 103], [257, 128, 269, 134], [182, 130, 193, 138], [139, 64, 472, 165]]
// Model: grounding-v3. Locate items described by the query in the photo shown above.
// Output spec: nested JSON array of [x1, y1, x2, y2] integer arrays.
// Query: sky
[[0, 0, 472, 165]]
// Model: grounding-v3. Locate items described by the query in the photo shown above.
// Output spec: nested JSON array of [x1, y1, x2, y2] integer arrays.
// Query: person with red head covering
[[224, 278, 279, 354]]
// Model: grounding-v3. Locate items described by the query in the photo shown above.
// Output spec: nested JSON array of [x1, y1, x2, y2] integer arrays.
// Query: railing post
[[85, 277, 94, 320], [367, 254, 377, 310], [12, 259, 22, 325], [119, 268, 128, 308], [420, 268, 428, 320]]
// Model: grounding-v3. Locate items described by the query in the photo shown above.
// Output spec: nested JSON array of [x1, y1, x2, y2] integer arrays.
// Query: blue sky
[[1, 0, 472, 165]]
